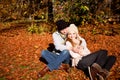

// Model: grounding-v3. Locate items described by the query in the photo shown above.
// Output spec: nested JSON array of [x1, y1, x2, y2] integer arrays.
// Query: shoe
[[88, 66, 97, 80], [97, 73, 105, 80], [97, 69, 109, 80], [38, 66, 50, 78], [92, 63, 102, 71], [92, 63, 109, 80], [59, 64, 69, 72], [88, 66, 98, 80]]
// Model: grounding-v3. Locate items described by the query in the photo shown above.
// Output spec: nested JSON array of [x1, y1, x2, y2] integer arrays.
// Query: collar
[[56, 31, 67, 41]]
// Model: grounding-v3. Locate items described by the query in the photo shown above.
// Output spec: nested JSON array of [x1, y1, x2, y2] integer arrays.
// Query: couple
[[38, 20, 116, 80]]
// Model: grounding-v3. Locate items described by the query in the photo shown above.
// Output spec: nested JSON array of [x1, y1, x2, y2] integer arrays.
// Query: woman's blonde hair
[[67, 24, 82, 47], [68, 24, 78, 34]]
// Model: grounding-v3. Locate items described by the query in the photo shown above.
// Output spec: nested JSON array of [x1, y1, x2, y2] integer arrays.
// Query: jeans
[[77, 50, 116, 71], [41, 50, 70, 71]]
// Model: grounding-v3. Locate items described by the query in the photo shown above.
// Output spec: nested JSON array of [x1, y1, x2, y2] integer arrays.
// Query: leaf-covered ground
[[0, 24, 120, 80]]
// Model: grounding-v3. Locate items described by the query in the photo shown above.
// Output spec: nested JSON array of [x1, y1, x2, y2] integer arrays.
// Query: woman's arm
[[66, 41, 83, 56], [77, 35, 91, 55]]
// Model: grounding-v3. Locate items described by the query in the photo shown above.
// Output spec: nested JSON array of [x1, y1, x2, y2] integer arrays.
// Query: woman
[[66, 24, 91, 67], [66, 24, 116, 80]]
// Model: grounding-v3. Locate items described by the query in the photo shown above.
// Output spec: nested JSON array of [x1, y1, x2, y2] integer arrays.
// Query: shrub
[[27, 22, 56, 34]]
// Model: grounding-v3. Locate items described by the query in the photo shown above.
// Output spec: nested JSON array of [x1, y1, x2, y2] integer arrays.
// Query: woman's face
[[68, 31, 77, 40]]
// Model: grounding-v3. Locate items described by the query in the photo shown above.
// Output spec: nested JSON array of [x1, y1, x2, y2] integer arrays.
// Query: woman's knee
[[100, 49, 108, 54], [109, 56, 116, 61], [98, 50, 108, 56], [77, 61, 88, 70]]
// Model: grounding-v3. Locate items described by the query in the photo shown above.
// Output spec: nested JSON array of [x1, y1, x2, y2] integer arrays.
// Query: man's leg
[[38, 50, 58, 78], [41, 50, 70, 71], [41, 50, 58, 63], [38, 50, 70, 77], [47, 50, 70, 71]]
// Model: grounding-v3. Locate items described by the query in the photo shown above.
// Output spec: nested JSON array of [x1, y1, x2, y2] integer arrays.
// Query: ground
[[0, 23, 120, 80]]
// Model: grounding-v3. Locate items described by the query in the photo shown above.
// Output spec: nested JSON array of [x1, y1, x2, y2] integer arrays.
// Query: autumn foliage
[[0, 23, 120, 80]]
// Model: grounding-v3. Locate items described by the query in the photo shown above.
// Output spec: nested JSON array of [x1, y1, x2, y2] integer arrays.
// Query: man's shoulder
[[53, 31, 59, 36]]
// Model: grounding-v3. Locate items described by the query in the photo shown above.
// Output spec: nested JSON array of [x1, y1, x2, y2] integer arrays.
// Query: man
[[38, 20, 70, 78]]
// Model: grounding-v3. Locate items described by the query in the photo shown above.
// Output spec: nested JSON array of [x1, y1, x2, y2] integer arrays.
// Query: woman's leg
[[76, 50, 108, 70], [103, 55, 116, 71], [76, 50, 108, 80], [96, 56, 116, 80]]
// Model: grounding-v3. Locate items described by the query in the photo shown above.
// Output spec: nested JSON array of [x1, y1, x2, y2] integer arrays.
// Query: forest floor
[[0, 23, 120, 80]]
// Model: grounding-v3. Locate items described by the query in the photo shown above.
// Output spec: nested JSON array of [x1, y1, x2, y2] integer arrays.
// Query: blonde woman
[[66, 24, 116, 80], [66, 24, 90, 67]]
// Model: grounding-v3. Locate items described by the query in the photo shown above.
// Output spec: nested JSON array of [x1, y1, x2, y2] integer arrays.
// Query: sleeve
[[66, 41, 80, 58], [52, 32, 67, 51], [66, 41, 72, 50], [79, 37, 91, 56]]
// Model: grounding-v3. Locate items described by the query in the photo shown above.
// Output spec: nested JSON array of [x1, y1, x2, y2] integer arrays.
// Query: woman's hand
[[72, 46, 80, 53], [72, 46, 84, 54], [77, 46, 84, 50]]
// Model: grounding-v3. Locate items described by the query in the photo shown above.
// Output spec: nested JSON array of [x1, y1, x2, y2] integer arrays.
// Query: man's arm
[[52, 32, 67, 51]]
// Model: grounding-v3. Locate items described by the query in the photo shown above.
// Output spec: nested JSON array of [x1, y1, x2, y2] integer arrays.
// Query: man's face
[[60, 27, 69, 35]]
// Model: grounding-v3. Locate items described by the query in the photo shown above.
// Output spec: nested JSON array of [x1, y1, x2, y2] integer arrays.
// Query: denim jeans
[[77, 50, 116, 71], [41, 50, 70, 71]]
